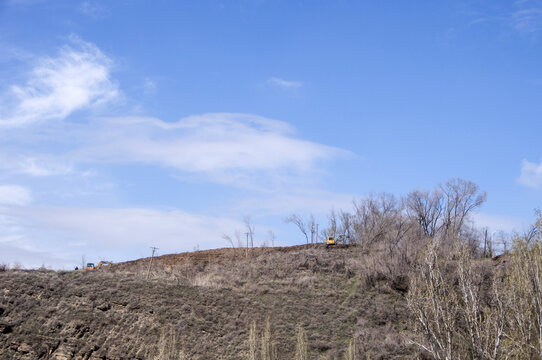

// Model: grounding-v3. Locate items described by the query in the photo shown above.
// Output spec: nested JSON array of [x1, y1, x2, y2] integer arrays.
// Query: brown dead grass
[[0, 245, 416, 359]]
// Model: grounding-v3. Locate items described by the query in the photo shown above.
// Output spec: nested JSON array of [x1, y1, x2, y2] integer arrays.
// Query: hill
[[0, 245, 414, 359]]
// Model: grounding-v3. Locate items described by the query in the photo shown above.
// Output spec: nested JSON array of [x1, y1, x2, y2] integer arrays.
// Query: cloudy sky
[[1, 0, 541, 268]]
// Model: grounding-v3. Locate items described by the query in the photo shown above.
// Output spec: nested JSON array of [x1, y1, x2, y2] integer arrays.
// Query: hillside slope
[[0, 246, 414, 359]]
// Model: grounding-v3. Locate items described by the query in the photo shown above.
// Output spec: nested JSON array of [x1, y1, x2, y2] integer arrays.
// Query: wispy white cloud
[[268, 77, 303, 88], [0, 112, 349, 189], [0, 37, 343, 187], [11, 206, 242, 248], [78, 2, 109, 19], [512, 7, 542, 32], [518, 158, 542, 188], [1, 205, 245, 268], [0, 152, 73, 177], [16, 157, 73, 177], [65, 113, 349, 188], [0, 35, 119, 128], [0, 185, 32, 205], [467, 1, 542, 35], [0, 38, 353, 268]]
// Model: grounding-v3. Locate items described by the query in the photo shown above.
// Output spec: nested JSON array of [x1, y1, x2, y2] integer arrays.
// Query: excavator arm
[[96, 261, 112, 270], [85, 261, 113, 271]]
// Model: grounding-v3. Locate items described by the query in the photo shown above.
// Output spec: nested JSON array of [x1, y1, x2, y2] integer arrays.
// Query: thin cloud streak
[[512, 7, 542, 32], [268, 77, 303, 88], [78, 1, 109, 19], [16, 157, 73, 177], [0, 37, 344, 188], [467, 1, 542, 35], [0, 152, 74, 177]]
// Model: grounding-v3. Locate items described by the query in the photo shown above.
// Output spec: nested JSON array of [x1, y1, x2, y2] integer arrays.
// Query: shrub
[[407, 219, 542, 360]]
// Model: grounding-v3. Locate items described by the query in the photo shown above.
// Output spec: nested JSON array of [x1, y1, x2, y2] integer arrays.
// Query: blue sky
[[1, 0, 541, 268]]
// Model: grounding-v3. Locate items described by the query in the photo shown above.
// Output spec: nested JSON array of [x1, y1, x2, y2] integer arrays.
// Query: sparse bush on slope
[[407, 213, 542, 360]]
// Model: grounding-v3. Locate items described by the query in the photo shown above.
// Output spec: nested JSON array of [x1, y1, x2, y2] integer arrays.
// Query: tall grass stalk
[[344, 338, 357, 360], [249, 320, 258, 360], [294, 324, 308, 360]]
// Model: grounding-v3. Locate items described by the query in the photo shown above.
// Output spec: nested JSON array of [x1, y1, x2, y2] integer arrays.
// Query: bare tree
[[385, 204, 412, 258], [244, 215, 255, 248], [496, 231, 509, 255], [406, 179, 486, 244], [328, 209, 338, 238], [481, 228, 495, 258], [460, 223, 482, 256], [406, 189, 444, 238], [223, 230, 243, 258], [223, 234, 236, 249], [285, 214, 311, 244], [267, 230, 276, 247], [352, 193, 400, 248], [407, 242, 506, 360], [308, 214, 316, 244], [502, 230, 542, 358], [440, 178, 487, 238], [338, 210, 354, 242], [524, 210, 542, 244]]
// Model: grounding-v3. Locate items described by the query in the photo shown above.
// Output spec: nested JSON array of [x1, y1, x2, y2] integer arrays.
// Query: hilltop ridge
[[0, 244, 413, 359]]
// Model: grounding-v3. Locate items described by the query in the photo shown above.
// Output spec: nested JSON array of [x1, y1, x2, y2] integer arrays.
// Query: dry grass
[[0, 246, 416, 359]]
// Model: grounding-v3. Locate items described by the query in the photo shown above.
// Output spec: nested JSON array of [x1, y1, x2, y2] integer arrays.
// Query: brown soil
[[0, 245, 415, 359]]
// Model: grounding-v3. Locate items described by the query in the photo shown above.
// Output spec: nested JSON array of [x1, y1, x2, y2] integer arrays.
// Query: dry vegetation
[[0, 244, 417, 359], [407, 232, 542, 360], [1, 178, 541, 359]]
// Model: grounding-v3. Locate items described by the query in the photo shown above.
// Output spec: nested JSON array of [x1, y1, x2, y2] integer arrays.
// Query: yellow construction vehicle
[[325, 236, 336, 248], [85, 261, 112, 271]]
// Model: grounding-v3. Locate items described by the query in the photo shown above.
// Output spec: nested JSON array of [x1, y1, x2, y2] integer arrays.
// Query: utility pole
[[146, 246, 158, 280]]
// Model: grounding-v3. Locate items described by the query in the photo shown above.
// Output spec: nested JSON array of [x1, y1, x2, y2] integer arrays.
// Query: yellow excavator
[[325, 234, 351, 248], [85, 261, 112, 271]]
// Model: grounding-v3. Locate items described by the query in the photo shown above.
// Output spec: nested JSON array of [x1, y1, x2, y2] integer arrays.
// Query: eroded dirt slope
[[0, 246, 414, 359]]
